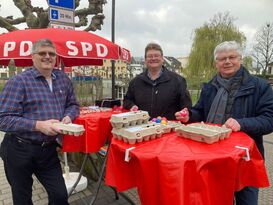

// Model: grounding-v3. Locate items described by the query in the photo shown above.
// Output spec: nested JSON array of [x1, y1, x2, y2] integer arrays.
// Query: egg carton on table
[[54, 123, 85, 136], [188, 122, 232, 140], [156, 121, 182, 134], [175, 123, 231, 144], [112, 123, 163, 144], [110, 110, 150, 128]]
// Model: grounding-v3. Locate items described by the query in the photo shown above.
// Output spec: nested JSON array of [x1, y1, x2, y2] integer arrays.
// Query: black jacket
[[123, 67, 192, 120]]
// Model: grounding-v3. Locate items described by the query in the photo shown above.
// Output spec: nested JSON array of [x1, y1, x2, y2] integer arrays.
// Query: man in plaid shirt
[[0, 39, 79, 205]]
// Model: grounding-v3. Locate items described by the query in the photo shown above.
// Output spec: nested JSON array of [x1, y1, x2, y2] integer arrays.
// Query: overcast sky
[[1, 0, 273, 58]]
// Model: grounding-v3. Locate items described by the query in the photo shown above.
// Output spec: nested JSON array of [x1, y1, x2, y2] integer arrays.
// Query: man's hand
[[62, 116, 72, 124], [130, 105, 139, 111], [224, 118, 241, 132], [175, 108, 189, 123], [35, 119, 62, 136]]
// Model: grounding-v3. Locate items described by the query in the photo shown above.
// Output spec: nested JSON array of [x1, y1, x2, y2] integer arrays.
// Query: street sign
[[50, 22, 74, 30], [48, 0, 74, 10], [49, 7, 74, 24]]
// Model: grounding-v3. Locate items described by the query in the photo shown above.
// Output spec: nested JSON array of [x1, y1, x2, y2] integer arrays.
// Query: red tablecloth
[[105, 132, 269, 205], [62, 111, 114, 153]]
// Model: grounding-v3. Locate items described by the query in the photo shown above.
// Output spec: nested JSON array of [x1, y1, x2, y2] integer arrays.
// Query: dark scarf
[[207, 67, 243, 124]]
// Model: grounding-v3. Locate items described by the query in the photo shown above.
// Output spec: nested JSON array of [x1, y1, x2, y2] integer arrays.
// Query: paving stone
[[32, 187, 46, 195], [3, 198, 13, 205]]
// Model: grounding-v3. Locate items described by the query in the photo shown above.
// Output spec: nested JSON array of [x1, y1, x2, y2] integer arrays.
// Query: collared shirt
[[147, 67, 163, 84], [0, 67, 79, 141]]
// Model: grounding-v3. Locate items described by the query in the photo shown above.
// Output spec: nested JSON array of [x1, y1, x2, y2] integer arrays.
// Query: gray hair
[[32, 39, 56, 54], [145, 42, 163, 58], [214, 41, 242, 61]]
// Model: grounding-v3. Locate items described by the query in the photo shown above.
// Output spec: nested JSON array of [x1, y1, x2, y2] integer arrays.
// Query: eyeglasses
[[34, 51, 56, 57], [146, 54, 162, 59], [216, 55, 239, 62]]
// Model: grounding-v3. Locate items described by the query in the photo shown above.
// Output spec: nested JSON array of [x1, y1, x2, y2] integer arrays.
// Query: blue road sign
[[51, 9, 59, 20], [48, 0, 74, 10], [49, 7, 74, 23]]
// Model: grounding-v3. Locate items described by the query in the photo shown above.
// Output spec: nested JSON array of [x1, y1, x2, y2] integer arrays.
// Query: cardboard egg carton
[[112, 128, 123, 141], [175, 123, 232, 144], [112, 123, 163, 144], [110, 110, 150, 128], [159, 121, 182, 134], [54, 122, 85, 136], [160, 124, 172, 134], [188, 123, 232, 140]]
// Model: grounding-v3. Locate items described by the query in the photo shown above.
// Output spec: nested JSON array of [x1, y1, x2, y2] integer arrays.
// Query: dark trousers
[[235, 186, 259, 205], [0, 136, 69, 205]]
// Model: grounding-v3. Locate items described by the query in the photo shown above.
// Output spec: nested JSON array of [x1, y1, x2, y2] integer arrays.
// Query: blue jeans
[[235, 186, 259, 205]]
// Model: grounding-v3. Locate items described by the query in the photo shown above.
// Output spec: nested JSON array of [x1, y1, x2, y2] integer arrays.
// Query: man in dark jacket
[[123, 42, 192, 120], [175, 41, 273, 205]]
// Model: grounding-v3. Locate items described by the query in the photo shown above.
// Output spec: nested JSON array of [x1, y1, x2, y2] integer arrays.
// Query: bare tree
[[0, 0, 106, 32], [252, 23, 273, 76]]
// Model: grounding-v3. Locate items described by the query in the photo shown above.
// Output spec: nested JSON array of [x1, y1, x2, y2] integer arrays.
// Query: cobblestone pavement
[[0, 131, 272, 205], [259, 134, 273, 205]]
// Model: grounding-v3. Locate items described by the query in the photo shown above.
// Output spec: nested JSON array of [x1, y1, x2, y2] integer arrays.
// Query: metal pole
[[111, 0, 116, 99]]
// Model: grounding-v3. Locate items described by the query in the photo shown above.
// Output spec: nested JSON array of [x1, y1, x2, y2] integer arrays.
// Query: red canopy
[[0, 28, 131, 67]]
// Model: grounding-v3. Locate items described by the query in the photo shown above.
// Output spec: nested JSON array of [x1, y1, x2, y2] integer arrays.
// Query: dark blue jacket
[[190, 66, 273, 156]]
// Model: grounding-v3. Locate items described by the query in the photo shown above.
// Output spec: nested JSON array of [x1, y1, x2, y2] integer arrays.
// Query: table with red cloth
[[62, 111, 114, 153], [105, 131, 269, 205], [61, 110, 138, 205]]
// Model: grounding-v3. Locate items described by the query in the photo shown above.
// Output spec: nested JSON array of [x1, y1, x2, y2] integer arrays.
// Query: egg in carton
[[175, 124, 221, 144], [54, 122, 85, 136], [119, 123, 163, 144], [110, 110, 150, 128]]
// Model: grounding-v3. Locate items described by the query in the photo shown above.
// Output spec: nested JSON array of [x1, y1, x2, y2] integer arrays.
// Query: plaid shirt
[[0, 68, 79, 141]]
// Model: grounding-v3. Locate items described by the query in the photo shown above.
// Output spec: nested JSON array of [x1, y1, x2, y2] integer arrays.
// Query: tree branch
[[0, 0, 106, 32], [84, 14, 105, 31], [0, 16, 19, 31], [13, 0, 40, 28]]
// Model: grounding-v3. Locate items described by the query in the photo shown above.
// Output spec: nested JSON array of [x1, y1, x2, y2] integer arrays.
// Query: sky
[[0, 0, 273, 58]]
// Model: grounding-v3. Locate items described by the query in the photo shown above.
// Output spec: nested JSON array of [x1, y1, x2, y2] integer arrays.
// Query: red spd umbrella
[[0, 28, 131, 67]]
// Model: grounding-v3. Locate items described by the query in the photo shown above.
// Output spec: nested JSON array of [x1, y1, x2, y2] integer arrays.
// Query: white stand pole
[[63, 152, 70, 179]]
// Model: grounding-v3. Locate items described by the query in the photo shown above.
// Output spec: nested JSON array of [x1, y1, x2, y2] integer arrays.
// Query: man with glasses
[[175, 41, 273, 205], [123, 42, 192, 120], [0, 39, 79, 205]]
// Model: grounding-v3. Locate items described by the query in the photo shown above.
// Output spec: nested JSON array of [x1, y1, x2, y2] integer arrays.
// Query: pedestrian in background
[[123, 42, 192, 120], [175, 41, 273, 205], [0, 39, 79, 205]]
